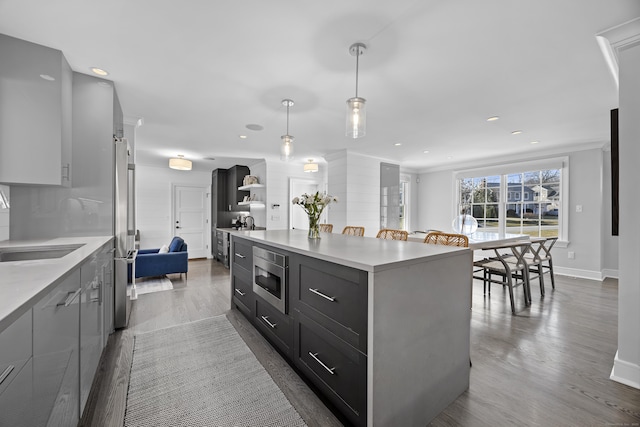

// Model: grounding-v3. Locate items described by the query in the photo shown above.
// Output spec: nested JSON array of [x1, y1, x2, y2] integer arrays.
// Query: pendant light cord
[[355, 49, 360, 98], [286, 102, 290, 134]]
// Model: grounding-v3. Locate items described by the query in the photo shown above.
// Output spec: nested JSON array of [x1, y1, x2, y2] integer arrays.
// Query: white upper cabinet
[[0, 34, 72, 186]]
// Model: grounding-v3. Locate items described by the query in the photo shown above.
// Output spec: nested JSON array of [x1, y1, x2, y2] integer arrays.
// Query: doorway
[[289, 178, 319, 230], [173, 184, 209, 258]]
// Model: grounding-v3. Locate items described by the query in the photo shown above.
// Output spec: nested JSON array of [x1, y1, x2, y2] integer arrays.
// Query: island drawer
[[232, 265, 253, 317], [254, 296, 293, 358], [231, 238, 252, 271], [291, 254, 368, 353], [294, 312, 366, 427]]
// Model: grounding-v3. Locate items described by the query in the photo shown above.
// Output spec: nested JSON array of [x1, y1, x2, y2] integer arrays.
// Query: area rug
[[127, 276, 173, 297], [123, 315, 307, 427]]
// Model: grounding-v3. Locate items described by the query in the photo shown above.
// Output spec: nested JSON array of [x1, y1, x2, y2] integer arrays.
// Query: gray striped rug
[[124, 315, 307, 427]]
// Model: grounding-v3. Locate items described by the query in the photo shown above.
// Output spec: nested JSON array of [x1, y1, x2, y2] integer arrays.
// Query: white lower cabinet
[[0, 310, 34, 427], [33, 269, 81, 427], [80, 253, 103, 415]]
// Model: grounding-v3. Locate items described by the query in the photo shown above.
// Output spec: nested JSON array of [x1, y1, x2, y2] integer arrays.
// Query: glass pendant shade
[[281, 134, 294, 160], [346, 96, 366, 138]]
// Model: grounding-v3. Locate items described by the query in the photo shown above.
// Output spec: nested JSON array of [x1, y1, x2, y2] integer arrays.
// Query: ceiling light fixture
[[394, 143, 402, 146], [90, 67, 109, 76], [511, 130, 522, 135], [304, 159, 318, 173], [281, 99, 294, 161], [486, 116, 500, 122], [530, 141, 540, 144], [169, 154, 192, 171], [346, 42, 367, 138]]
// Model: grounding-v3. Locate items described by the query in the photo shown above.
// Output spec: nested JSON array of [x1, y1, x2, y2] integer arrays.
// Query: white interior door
[[173, 184, 208, 258], [289, 179, 319, 230]]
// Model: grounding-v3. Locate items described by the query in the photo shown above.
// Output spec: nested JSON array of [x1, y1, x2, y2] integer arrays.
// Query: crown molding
[[596, 17, 640, 88]]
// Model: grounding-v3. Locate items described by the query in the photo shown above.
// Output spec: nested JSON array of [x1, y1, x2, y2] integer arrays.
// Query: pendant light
[[346, 42, 367, 138], [281, 99, 294, 161], [169, 154, 192, 170], [303, 159, 318, 173]]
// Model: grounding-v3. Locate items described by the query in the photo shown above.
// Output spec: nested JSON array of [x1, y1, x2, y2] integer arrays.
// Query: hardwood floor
[[80, 259, 640, 427]]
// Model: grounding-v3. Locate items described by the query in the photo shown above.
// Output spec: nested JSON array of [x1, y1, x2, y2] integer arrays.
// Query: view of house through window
[[458, 168, 561, 238]]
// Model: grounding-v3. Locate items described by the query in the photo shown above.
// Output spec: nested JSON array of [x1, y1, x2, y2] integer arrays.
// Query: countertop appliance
[[253, 246, 288, 314], [114, 137, 137, 329]]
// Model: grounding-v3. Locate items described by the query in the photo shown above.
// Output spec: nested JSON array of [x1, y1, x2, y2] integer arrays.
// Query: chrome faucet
[[243, 216, 255, 230]]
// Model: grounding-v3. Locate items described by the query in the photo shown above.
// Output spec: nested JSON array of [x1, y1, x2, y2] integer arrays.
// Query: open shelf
[[238, 183, 265, 190], [238, 201, 265, 207]]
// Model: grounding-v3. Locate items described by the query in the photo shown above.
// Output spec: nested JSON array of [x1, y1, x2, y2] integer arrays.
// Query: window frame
[[454, 156, 569, 243]]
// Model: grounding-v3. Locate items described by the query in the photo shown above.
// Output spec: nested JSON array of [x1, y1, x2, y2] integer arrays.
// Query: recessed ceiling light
[[90, 67, 109, 76], [423, 150, 430, 154], [39, 74, 55, 81], [239, 135, 247, 139], [246, 124, 264, 131], [394, 143, 402, 146], [530, 140, 540, 144], [486, 116, 500, 122], [511, 130, 522, 135]]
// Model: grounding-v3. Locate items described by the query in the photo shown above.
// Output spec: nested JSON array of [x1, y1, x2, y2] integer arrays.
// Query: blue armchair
[[134, 236, 188, 279]]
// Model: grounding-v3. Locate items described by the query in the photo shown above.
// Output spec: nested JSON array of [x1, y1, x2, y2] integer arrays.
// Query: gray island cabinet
[[229, 229, 472, 427]]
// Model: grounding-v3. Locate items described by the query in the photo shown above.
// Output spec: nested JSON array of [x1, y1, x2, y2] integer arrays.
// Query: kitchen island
[[229, 229, 472, 427]]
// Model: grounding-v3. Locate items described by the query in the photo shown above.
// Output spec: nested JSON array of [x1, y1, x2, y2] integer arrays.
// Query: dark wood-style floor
[[80, 259, 640, 427]]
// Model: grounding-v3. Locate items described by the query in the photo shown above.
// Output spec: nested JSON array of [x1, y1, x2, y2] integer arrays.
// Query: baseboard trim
[[610, 351, 640, 389], [555, 266, 603, 281], [602, 268, 619, 279]]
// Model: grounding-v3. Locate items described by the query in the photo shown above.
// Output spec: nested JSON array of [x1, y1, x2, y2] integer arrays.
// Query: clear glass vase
[[308, 215, 320, 239]]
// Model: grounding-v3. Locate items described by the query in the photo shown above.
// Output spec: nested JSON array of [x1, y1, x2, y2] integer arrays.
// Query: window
[[456, 159, 565, 239]]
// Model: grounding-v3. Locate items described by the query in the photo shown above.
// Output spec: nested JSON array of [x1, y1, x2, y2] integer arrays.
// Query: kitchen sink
[[0, 244, 85, 262]]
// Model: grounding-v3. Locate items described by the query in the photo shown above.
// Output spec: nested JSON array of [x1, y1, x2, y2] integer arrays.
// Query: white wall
[[416, 147, 613, 279], [265, 159, 325, 230], [326, 150, 381, 237], [613, 34, 640, 389], [601, 148, 619, 276], [136, 164, 211, 253]]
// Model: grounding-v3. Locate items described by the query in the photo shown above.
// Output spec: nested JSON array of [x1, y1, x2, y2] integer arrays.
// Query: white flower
[[292, 197, 300, 204]]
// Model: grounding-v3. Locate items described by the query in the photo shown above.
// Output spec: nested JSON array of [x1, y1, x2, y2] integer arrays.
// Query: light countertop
[[0, 236, 113, 333], [228, 229, 468, 273]]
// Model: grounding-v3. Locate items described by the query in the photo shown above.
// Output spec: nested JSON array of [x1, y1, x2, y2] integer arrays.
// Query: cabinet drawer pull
[[309, 352, 336, 375], [235, 253, 246, 259], [0, 365, 15, 385], [260, 315, 277, 329], [309, 288, 336, 302], [57, 288, 81, 307], [235, 288, 246, 296]]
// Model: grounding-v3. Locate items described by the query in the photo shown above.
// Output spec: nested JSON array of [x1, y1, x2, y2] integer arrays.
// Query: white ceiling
[[1, 1, 639, 173]]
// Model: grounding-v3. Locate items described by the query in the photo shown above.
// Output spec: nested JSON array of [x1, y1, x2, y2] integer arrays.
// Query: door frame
[[171, 183, 211, 259]]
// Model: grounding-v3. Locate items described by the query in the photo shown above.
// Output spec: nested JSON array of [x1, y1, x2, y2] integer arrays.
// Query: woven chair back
[[376, 229, 409, 241], [318, 224, 333, 233], [424, 231, 469, 247], [342, 226, 365, 236]]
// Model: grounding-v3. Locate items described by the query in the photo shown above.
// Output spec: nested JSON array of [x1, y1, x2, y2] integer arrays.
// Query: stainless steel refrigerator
[[113, 137, 137, 329]]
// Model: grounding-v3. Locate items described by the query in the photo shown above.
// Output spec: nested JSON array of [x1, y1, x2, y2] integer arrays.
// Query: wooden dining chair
[[342, 226, 365, 236], [472, 241, 532, 314], [318, 223, 333, 233], [525, 237, 558, 289], [423, 231, 469, 247], [376, 229, 408, 241]]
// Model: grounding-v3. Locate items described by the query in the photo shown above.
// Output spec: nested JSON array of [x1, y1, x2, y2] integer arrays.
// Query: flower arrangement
[[292, 191, 338, 238]]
